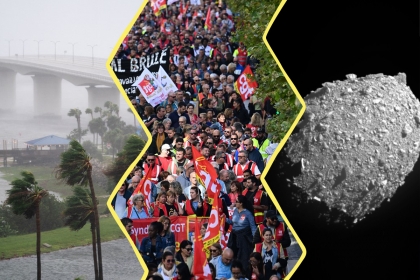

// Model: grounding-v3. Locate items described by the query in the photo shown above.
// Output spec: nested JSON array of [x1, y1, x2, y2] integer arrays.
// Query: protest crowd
[[111, 1, 291, 280]]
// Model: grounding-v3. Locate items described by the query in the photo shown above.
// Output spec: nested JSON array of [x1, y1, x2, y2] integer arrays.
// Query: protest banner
[[110, 48, 170, 98], [132, 68, 167, 107]]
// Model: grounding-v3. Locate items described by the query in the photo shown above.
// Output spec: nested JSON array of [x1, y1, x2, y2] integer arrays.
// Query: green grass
[[0, 216, 125, 259], [1, 165, 111, 201]]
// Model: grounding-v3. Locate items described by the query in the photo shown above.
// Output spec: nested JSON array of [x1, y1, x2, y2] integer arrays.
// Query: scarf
[[161, 264, 176, 277], [157, 133, 165, 153]]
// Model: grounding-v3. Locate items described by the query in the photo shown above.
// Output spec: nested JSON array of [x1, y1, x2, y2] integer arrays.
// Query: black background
[[265, 0, 419, 279]]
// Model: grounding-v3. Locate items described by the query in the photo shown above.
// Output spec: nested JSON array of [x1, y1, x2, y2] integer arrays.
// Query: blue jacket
[[140, 235, 167, 263]]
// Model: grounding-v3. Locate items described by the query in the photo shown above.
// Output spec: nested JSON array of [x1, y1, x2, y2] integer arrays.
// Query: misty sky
[[0, 0, 146, 59]]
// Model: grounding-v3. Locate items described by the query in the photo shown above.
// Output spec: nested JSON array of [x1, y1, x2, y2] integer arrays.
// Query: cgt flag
[[204, 6, 212, 30], [192, 217, 212, 280], [191, 145, 222, 203], [151, 0, 167, 15], [131, 165, 153, 210], [234, 64, 258, 101], [202, 191, 220, 249]]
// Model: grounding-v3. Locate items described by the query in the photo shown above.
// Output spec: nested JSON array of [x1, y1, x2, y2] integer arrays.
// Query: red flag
[[192, 10, 198, 19], [204, 6, 212, 30], [192, 217, 212, 280], [234, 65, 258, 101], [160, 19, 167, 32], [151, 0, 167, 16], [132, 166, 153, 210], [191, 145, 221, 203], [202, 194, 220, 248]]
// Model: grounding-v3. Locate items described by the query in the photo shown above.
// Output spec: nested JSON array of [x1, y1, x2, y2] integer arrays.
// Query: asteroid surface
[[285, 73, 420, 220]]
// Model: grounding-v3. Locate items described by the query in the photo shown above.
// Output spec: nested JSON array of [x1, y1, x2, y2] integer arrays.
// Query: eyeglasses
[[184, 248, 193, 251], [137, 199, 144, 202], [238, 156, 246, 158], [166, 259, 175, 263], [231, 138, 237, 140], [147, 159, 155, 162]]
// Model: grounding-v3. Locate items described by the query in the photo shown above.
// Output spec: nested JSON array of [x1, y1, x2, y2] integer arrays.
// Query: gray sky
[[0, 0, 145, 59]]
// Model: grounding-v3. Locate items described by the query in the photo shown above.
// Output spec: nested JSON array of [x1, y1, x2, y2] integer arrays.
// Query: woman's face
[[168, 194, 175, 204], [210, 246, 220, 258], [166, 105, 172, 113], [182, 244, 193, 257], [164, 255, 175, 270], [249, 257, 259, 268], [207, 111, 213, 119], [162, 219, 170, 231], [148, 225, 157, 238], [159, 194, 167, 204], [230, 183, 237, 193], [200, 225, 206, 237], [263, 230, 273, 243], [187, 106, 194, 114], [218, 114, 225, 122]]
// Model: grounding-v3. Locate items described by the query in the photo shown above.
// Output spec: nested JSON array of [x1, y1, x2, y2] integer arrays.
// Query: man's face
[[179, 118, 186, 127], [157, 107, 166, 117], [224, 128, 231, 138], [190, 189, 198, 200], [243, 139, 253, 151], [176, 91, 184, 102], [167, 130, 175, 138], [146, 156, 155, 166], [125, 222, 133, 234], [245, 179, 254, 189], [205, 139, 214, 148], [217, 154, 226, 164], [190, 130, 197, 140], [230, 135, 238, 146], [201, 147, 210, 157], [190, 173, 197, 185], [176, 151, 184, 161], [185, 150, 192, 160], [202, 85, 210, 93], [220, 171, 229, 182], [238, 153, 247, 164], [267, 216, 279, 227], [243, 172, 252, 181], [212, 131, 221, 142], [177, 105, 187, 114], [222, 252, 233, 265], [176, 141, 183, 149]]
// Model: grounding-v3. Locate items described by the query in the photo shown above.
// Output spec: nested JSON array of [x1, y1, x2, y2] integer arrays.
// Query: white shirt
[[115, 194, 127, 219]]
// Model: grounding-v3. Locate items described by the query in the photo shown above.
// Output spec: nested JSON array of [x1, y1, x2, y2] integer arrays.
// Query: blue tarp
[[25, 135, 70, 146]]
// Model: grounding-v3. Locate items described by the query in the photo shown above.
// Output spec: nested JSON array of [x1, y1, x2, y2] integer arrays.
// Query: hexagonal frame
[[105, 0, 307, 279]]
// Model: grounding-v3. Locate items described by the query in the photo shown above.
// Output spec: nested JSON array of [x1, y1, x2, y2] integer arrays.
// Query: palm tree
[[6, 171, 48, 280], [111, 103, 119, 117], [54, 140, 103, 280], [85, 108, 94, 120], [68, 108, 83, 142], [94, 106, 102, 117], [63, 186, 99, 280]]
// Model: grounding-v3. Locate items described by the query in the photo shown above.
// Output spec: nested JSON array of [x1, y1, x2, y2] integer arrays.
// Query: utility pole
[[51, 41, 60, 60], [87, 44, 97, 66], [34, 40, 43, 59], [68, 42, 77, 63], [20, 39, 28, 58]]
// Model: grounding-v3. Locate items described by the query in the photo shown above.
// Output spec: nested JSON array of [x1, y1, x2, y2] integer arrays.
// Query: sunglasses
[[184, 248, 193, 251], [166, 259, 175, 263], [190, 132, 197, 135], [206, 142, 213, 144], [210, 249, 218, 253], [231, 138, 237, 140]]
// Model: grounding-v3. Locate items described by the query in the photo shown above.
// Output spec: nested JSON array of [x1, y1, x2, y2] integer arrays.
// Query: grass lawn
[[1, 165, 110, 198], [0, 216, 126, 260]]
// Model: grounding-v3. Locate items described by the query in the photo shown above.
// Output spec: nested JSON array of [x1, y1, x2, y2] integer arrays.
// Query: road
[[0, 238, 143, 280]]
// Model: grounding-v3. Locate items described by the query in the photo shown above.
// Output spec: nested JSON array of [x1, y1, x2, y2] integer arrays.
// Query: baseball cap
[[161, 144, 171, 151]]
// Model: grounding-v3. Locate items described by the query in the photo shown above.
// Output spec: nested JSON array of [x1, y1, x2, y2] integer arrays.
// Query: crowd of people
[[111, 0, 291, 279]]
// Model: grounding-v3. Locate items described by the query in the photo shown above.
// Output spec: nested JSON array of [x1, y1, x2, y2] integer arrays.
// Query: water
[[0, 73, 137, 200]]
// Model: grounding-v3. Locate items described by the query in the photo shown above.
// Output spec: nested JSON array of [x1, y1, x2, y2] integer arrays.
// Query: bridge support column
[[0, 68, 17, 112], [31, 74, 62, 118], [86, 86, 120, 110]]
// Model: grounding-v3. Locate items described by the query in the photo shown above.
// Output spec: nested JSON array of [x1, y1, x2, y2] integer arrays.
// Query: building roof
[[25, 135, 70, 146]]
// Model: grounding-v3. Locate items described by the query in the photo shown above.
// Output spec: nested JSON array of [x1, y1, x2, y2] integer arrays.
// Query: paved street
[[0, 238, 142, 280]]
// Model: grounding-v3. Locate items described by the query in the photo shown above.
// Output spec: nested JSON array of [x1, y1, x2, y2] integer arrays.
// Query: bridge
[[0, 55, 121, 117], [0, 148, 66, 167]]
